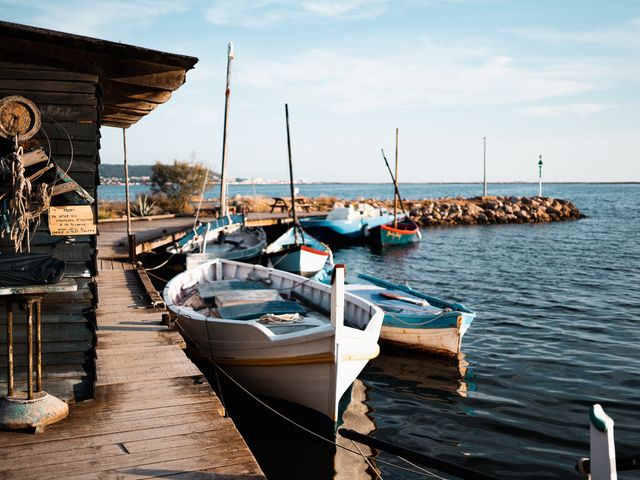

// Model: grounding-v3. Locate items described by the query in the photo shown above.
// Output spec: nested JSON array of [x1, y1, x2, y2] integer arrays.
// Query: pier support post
[[0, 285, 76, 432], [589, 404, 617, 480]]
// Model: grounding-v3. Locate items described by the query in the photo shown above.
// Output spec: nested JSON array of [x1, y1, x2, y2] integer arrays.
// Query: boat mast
[[285, 103, 299, 244], [218, 42, 234, 218], [394, 128, 399, 228]]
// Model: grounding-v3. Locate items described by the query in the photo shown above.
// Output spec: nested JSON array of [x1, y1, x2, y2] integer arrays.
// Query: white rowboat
[[163, 260, 384, 424]]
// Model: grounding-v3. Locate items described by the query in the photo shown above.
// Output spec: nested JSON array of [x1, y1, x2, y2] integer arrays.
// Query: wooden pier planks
[[0, 264, 264, 480]]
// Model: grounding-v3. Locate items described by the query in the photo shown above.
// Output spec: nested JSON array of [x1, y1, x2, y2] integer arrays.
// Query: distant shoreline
[[100, 180, 640, 186]]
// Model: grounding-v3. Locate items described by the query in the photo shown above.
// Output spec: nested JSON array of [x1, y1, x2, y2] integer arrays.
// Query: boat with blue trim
[[368, 216, 421, 247], [346, 273, 475, 357], [167, 214, 267, 269], [299, 203, 396, 245]]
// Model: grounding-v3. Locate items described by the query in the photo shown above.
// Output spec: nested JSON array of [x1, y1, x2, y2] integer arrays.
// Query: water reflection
[[335, 380, 378, 480], [192, 356, 382, 480], [364, 349, 476, 400]]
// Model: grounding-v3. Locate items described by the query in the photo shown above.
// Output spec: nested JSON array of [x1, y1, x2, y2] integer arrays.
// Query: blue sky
[[2, 1, 639, 182]]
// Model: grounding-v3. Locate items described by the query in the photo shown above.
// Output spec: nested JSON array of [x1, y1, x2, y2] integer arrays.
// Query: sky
[[2, 0, 639, 182]]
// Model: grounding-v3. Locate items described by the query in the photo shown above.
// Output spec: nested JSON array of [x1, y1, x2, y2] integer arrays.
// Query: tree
[[151, 160, 209, 212]]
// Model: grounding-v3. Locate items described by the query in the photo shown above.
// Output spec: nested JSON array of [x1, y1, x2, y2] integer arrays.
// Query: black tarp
[[0, 253, 65, 286]]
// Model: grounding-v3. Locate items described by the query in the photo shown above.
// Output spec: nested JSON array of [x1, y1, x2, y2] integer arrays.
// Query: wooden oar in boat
[[379, 291, 429, 306]]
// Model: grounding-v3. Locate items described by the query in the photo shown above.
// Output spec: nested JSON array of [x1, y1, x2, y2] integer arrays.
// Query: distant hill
[[100, 164, 220, 181], [100, 164, 153, 179]]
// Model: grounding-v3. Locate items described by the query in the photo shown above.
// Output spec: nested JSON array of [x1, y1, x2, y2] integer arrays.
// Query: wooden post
[[219, 42, 234, 218], [35, 300, 42, 392], [589, 404, 617, 480], [285, 103, 299, 244], [331, 264, 345, 335], [393, 128, 399, 228], [122, 128, 133, 260], [483, 136, 487, 196], [6, 302, 13, 397], [26, 301, 34, 400]]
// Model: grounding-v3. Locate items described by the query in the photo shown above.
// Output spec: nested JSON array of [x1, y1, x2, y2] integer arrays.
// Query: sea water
[[133, 183, 639, 479]]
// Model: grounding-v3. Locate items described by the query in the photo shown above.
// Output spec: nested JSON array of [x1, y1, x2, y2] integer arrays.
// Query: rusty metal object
[[36, 301, 42, 392], [0, 95, 41, 141], [6, 302, 13, 397], [1, 284, 77, 432], [0, 392, 69, 432], [26, 301, 34, 400]]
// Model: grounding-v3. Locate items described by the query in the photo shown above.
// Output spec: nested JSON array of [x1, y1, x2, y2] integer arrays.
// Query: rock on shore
[[405, 196, 584, 226], [234, 195, 583, 226]]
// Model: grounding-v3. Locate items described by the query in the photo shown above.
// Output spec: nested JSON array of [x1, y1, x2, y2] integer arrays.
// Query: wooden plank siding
[[0, 61, 100, 402]]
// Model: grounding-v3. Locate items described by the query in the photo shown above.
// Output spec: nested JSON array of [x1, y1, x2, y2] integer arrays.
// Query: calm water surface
[[145, 183, 640, 479]]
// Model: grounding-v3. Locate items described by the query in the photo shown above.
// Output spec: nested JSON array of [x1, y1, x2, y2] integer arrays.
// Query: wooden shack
[[0, 21, 198, 402]]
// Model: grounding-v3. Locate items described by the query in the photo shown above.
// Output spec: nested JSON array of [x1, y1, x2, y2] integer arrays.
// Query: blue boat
[[345, 274, 476, 357], [299, 204, 396, 245], [167, 214, 267, 269]]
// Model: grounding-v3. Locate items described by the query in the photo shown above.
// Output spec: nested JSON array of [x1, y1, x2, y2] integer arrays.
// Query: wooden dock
[[97, 211, 326, 259], [0, 261, 264, 479]]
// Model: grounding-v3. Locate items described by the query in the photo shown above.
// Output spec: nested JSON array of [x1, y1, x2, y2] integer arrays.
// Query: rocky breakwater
[[409, 196, 583, 226]]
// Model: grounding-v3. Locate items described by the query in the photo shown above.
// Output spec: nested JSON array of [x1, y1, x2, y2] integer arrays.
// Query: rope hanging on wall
[[0, 96, 52, 253]]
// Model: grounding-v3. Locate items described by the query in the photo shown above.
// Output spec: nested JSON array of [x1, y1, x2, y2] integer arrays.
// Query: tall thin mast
[[483, 136, 487, 196], [285, 103, 299, 244], [393, 128, 399, 228], [218, 42, 234, 218]]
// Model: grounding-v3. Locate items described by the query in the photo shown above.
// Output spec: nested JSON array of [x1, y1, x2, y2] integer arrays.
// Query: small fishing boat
[[163, 260, 384, 424], [263, 104, 333, 277], [265, 225, 331, 277], [299, 203, 395, 245], [368, 130, 421, 247], [168, 216, 267, 269], [346, 274, 475, 357], [368, 216, 421, 247]]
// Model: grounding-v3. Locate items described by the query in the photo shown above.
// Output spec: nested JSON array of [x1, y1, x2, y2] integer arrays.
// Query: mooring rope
[[171, 318, 446, 479]]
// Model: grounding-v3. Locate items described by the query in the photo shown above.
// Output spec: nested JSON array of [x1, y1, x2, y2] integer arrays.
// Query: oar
[[379, 291, 429, 306]]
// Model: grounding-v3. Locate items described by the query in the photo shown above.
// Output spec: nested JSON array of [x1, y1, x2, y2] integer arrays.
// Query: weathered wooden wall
[[0, 61, 99, 402]]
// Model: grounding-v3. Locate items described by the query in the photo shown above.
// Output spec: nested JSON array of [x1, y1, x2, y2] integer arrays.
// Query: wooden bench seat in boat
[[217, 301, 307, 320], [195, 280, 308, 320]]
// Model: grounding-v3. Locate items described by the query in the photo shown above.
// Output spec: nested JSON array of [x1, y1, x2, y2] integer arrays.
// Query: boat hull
[[369, 217, 421, 247], [380, 311, 474, 357], [347, 274, 475, 357], [180, 227, 267, 269], [268, 244, 330, 277], [300, 214, 396, 245], [163, 259, 383, 423]]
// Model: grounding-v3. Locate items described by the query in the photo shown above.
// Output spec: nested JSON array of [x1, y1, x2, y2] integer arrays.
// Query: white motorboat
[[163, 260, 384, 424]]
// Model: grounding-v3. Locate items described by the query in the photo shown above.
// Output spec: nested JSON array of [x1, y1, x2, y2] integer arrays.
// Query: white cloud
[[204, 0, 389, 27], [236, 39, 611, 113], [507, 17, 640, 49], [0, 0, 188, 38], [523, 103, 614, 117]]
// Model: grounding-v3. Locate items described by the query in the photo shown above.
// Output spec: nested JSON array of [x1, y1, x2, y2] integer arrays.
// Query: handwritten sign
[[49, 206, 96, 236]]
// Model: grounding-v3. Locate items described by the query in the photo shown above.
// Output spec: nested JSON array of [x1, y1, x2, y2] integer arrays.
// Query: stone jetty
[[406, 196, 584, 226], [234, 195, 584, 227]]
